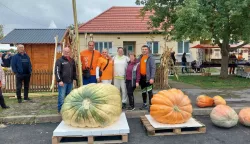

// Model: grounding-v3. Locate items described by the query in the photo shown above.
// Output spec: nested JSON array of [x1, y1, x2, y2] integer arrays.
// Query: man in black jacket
[[55, 47, 77, 113]]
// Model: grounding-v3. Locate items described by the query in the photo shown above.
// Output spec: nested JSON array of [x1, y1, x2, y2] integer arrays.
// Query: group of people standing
[[55, 41, 156, 113], [0, 44, 33, 110]]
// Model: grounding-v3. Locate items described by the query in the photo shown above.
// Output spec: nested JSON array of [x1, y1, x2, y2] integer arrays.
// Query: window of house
[[94, 42, 112, 53], [147, 41, 159, 54], [177, 41, 189, 54]]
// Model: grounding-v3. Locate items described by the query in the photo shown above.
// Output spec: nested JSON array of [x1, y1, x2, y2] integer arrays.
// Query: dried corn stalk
[[69, 29, 80, 88], [160, 45, 178, 89]]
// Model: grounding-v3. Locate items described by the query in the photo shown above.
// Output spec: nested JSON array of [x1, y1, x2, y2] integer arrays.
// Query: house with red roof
[[78, 6, 199, 62]]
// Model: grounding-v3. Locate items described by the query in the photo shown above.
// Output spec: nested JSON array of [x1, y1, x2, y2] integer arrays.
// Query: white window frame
[[177, 41, 190, 54], [147, 41, 159, 54], [94, 42, 112, 54]]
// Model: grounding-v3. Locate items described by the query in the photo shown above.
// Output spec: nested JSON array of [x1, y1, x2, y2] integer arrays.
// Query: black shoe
[[126, 107, 135, 111], [24, 98, 32, 101], [2, 106, 10, 109], [139, 104, 148, 110], [18, 99, 22, 103], [122, 103, 126, 109]]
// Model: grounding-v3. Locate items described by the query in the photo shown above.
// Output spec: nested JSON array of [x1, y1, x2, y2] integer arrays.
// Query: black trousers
[[140, 75, 153, 105], [126, 80, 136, 108], [0, 88, 7, 108], [16, 74, 31, 100]]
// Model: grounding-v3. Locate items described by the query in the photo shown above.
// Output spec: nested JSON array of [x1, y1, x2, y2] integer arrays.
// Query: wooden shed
[[0, 29, 70, 92], [0, 28, 70, 70]]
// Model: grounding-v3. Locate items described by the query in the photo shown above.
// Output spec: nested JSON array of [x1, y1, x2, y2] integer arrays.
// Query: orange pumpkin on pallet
[[150, 88, 193, 124], [213, 95, 226, 106], [196, 95, 214, 108]]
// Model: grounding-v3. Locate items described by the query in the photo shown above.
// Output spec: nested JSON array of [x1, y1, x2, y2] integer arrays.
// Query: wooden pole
[[50, 35, 58, 92], [72, 0, 83, 86]]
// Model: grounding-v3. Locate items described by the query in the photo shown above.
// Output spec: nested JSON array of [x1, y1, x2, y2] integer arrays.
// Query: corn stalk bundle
[[160, 46, 178, 88]]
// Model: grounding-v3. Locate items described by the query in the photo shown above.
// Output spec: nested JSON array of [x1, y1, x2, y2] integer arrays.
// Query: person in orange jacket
[[80, 41, 101, 85], [96, 49, 113, 84]]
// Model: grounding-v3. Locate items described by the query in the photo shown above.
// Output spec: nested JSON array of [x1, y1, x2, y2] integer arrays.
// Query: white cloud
[[0, 0, 137, 35]]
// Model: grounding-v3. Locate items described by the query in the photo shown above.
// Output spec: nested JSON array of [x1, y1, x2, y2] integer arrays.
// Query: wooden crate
[[141, 116, 206, 136], [52, 134, 128, 144]]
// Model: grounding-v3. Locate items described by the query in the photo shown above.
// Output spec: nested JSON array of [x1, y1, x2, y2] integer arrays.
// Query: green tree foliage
[[136, 0, 250, 78]]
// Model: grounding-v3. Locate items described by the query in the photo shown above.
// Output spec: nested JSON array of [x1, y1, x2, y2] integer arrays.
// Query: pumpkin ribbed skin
[[239, 107, 250, 126], [213, 95, 226, 106], [210, 105, 238, 128], [196, 95, 214, 108], [150, 88, 193, 124], [61, 83, 122, 128]]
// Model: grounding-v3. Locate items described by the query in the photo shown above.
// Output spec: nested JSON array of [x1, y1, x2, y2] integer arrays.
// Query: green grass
[[0, 98, 16, 113], [170, 75, 250, 89]]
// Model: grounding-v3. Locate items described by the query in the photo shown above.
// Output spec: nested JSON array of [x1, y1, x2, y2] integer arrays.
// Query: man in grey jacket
[[138, 45, 156, 111]]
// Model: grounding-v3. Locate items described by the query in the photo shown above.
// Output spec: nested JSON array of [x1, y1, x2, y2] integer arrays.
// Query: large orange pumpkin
[[213, 95, 226, 106], [196, 95, 214, 107], [210, 105, 238, 128], [150, 88, 193, 124], [239, 107, 250, 127]]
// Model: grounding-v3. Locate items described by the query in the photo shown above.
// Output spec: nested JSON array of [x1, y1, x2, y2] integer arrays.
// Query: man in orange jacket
[[80, 41, 101, 85]]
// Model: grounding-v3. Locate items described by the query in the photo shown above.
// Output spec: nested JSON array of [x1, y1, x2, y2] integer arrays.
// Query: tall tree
[[0, 24, 4, 39], [136, 0, 250, 78]]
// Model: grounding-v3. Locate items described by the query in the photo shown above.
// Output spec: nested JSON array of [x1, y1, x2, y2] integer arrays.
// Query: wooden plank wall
[[23, 44, 62, 89]]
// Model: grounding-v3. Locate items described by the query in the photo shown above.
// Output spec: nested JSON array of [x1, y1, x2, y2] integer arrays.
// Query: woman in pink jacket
[[125, 52, 140, 111], [0, 66, 10, 109]]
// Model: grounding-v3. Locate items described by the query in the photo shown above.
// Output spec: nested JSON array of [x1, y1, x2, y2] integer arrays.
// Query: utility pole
[[72, 0, 83, 86]]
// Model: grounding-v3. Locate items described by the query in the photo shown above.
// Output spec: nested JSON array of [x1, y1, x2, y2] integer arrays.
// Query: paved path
[[0, 116, 250, 144]]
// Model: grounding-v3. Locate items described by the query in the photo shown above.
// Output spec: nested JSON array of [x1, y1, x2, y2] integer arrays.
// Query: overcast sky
[[0, 0, 137, 35]]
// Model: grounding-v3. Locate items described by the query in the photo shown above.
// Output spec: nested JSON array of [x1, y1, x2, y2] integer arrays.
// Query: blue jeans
[[83, 75, 97, 85], [182, 62, 188, 73], [58, 83, 73, 112]]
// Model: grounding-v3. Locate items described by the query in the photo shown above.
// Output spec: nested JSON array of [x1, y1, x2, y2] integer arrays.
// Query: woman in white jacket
[[0, 66, 10, 109], [113, 47, 129, 109]]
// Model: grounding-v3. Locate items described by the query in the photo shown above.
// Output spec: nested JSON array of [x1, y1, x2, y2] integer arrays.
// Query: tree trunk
[[220, 42, 230, 78]]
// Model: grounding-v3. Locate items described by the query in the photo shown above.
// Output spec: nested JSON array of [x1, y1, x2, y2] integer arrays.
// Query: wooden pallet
[[52, 113, 129, 144], [141, 116, 206, 136], [52, 134, 128, 144]]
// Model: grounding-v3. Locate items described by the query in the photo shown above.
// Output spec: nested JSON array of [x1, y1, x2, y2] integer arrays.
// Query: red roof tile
[[78, 6, 153, 33]]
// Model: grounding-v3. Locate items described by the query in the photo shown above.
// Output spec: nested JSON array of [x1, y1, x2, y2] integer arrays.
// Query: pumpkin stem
[[83, 99, 91, 110], [173, 105, 180, 112]]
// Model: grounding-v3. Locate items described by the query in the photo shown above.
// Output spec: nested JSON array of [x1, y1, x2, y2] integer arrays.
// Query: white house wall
[[79, 34, 199, 63]]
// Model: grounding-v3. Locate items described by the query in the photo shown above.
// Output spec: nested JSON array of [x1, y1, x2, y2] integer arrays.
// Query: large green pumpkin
[[61, 83, 122, 128]]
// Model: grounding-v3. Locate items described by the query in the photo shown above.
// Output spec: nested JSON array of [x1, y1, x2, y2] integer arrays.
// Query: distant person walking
[[181, 52, 188, 74]]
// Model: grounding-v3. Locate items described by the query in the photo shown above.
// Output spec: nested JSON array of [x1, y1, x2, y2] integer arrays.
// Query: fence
[[3, 67, 167, 93], [4, 70, 58, 93]]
